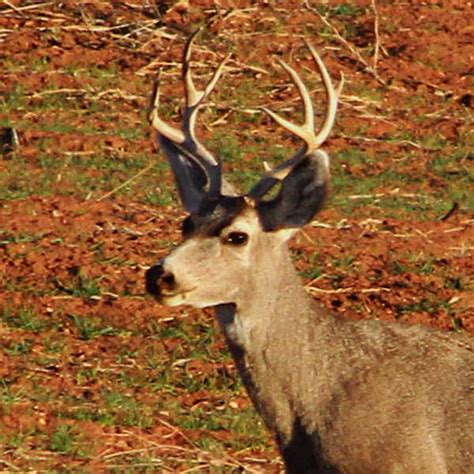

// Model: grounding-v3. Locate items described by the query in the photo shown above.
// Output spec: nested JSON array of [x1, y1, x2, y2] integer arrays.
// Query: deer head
[[145, 30, 343, 310]]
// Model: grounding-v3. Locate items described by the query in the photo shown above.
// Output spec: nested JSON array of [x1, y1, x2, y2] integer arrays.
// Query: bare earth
[[0, 1, 472, 472]]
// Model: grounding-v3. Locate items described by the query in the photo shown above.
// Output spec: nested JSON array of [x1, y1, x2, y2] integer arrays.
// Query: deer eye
[[223, 231, 249, 246]]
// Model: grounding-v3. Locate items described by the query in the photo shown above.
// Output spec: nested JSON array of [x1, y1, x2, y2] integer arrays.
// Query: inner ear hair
[[259, 180, 283, 202], [255, 152, 329, 232]]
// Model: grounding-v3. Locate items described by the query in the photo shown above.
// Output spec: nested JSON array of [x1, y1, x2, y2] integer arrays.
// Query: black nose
[[145, 264, 176, 297], [145, 264, 164, 296]]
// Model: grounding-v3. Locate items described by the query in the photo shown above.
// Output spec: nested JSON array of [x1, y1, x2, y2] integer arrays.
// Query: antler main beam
[[262, 44, 344, 156], [248, 44, 344, 199], [181, 30, 230, 150]]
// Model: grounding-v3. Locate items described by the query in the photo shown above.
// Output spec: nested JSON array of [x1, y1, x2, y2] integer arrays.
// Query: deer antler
[[148, 29, 230, 206], [248, 44, 344, 200]]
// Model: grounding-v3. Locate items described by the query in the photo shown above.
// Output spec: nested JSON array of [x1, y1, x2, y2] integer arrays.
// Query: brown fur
[[150, 209, 473, 473], [147, 34, 472, 472]]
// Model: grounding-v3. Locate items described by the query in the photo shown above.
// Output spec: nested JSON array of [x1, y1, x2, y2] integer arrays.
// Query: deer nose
[[145, 264, 176, 297]]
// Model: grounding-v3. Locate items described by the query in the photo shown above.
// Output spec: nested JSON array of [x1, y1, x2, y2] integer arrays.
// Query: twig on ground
[[1, 0, 54, 14], [97, 161, 155, 202], [338, 95, 395, 124], [2, 0, 26, 16], [347, 189, 428, 201], [371, 0, 381, 73], [304, 0, 386, 85], [339, 133, 437, 150], [29, 88, 89, 99], [309, 220, 351, 230], [0, 458, 20, 471], [104, 426, 267, 473], [306, 286, 390, 294]]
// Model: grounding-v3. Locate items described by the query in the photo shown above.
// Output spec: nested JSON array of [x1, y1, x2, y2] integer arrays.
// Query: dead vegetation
[[0, 1, 472, 471]]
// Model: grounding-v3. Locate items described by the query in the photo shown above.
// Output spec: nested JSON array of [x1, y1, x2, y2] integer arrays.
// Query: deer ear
[[157, 135, 216, 214], [255, 151, 330, 232]]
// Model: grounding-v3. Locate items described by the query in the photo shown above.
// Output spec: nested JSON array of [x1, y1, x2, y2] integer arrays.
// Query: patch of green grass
[[388, 253, 439, 277], [420, 132, 448, 150], [327, 4, 367, 17], [375, 194, 441, 218], [395, 296, 452, 318], [36, 120, 82, 134], [428, 150, 473, 208], [102, 391, 154, 429], [37, 150, 62, 171], [387, 258, 408, 275], [0, 379, 27, 405], [0, 157, 54, 201], [31, 55, 52, 73], [329, 147, 469, 218], [230, 81, 261, 109], [4, 339, 33, 356], [0, 230, 43, 246], [227, 405, 268, 449], [1, 306, 45, 332], [67, 64, 121, 90], [49, 425, 80, 455], [57, 152, 172, 201], [414, 256, 436, 275], [208, 133, 243, 164], [54, 267, 103, 299], [142, 319, 241, 400], [70, 315, 117, 341], [142, 185, 176, 207], [66, 372, 158, 427], [91, 242, 135, 267], [309, 3, 367, 19], [332, 254, 357, 273], [74, 366, 100, 386], [0, 429, 36, 452], [69, 152, 143, 172], [170, 402, 267, 451], [0, 83, 28, 115], [115, 127, 142, 140], [230, 168, 262, 193], [297, 251, 324, 281], [70, 407, 115, 426]]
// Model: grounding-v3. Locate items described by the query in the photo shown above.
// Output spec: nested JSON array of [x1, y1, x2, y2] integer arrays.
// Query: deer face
[[145, 30, 342, 309], [146, 201, 269, 308], [146, 193, 305, 309], [146, 150, 330, 309]]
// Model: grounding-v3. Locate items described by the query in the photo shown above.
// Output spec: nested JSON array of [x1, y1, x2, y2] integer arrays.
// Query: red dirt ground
[[0, 1, 472, 471]]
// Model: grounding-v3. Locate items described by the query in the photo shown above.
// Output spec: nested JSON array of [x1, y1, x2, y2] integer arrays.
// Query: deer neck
[[214, 246, 315, 352], [214, 247, 327, 444]]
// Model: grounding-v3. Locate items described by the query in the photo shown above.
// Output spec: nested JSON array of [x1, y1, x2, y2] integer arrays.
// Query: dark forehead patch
[[181, 196, 246, 238]]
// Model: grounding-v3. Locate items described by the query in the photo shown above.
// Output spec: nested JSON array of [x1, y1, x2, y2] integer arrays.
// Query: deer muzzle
[[145, 263, 176, 299]]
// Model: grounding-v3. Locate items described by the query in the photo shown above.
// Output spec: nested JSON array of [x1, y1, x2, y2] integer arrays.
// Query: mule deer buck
[[145, 31, 473, 473]]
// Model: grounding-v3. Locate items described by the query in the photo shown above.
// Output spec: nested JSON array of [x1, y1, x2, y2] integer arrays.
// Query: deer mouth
[[157, 287, 197, 305]]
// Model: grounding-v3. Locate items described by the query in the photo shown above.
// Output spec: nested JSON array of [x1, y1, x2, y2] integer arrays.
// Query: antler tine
[[182, 29, 201, 107], [261, 57, 317, 152], [182, 29, 231, 143], [183, 29, 230, 106], [261, 46, 343, 155], [148, 71, 185, 144], [305, 41, 344, 147]]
